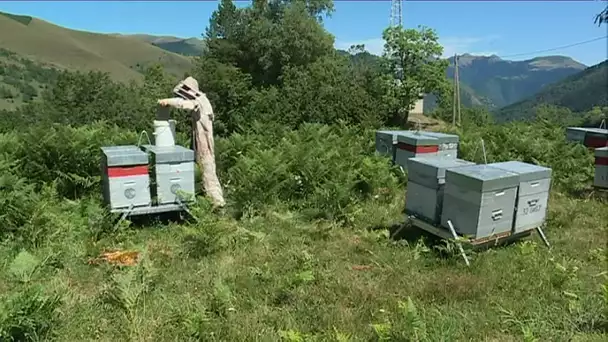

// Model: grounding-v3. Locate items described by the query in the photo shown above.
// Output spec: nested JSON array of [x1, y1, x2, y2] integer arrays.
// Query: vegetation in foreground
[[0, 1, 606, 341]]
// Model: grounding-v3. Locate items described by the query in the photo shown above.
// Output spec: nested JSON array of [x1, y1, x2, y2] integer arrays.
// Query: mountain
[[115, 34, 206, 57], [446, 54, 587, 109], [0, 11, 193, 82], [497, 60, 608, 121]]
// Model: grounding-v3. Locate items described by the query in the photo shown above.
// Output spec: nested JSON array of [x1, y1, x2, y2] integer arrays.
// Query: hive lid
[[584, 128, 608, 137], [408, 157, 475, 179], [141, 145, 195, 163], [101, 145, 148, 166], [566, 127, 608, 133], [488, 161, 552, 182], [420, 131, 459, 144], [397, 131, 438, 146], [445, 164, 519, 192], [376, 130, 413, 142], [596, 147, 608, 157]]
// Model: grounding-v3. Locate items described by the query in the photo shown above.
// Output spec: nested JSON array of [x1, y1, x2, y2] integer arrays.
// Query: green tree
[[380, 25, 449, 127]]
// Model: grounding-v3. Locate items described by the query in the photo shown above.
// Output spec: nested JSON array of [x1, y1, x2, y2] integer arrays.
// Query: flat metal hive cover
[[397, 132, 438, 146], [446, 164, 519, 192], [420, 131, 459, 144], [141, 145, 195, 163], [488, 161, 552, 182]]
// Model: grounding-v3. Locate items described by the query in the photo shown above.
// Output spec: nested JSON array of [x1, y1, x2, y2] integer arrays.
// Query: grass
[[1, 183, 606, 341], [0, 11, 193, 83]]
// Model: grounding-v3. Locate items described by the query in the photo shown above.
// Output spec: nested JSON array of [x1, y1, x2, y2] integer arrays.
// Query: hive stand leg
[[113, 204, 134, 231], [536, 225, 551, 248], [176, 197, 199, 223], [446, 220, 471, 267]]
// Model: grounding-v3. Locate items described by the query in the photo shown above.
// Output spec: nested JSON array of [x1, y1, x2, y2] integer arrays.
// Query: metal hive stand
[[403, 215, 551, 267], [111, 197, 197, 230]]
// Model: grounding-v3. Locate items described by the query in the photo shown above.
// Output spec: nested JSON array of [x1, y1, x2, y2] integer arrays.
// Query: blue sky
[[1, 1, 607, 66]]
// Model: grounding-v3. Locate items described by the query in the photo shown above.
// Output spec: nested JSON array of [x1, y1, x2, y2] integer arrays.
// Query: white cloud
[[335, 35, 500, 57]]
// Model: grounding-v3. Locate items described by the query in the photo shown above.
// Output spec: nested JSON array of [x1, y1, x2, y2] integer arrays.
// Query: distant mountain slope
[[339, 49, 587, 113], [119, 34, 206, 57], [446, 54, 587, 109], [497, 60, 608, 121], [0, 11, 193, 82]]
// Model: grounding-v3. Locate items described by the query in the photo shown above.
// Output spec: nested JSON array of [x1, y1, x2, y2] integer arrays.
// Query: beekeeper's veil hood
[[173, 76, 203, 100]]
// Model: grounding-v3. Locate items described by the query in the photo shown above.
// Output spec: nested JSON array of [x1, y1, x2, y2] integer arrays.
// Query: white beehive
[[394, 132, 439, 169], [595, 147, 608, 189], [141, 145, 196, 205], [489, 161, 552, 233], [405, 157, 475, 224], [420, 132, 459, 158], [375, 130, 411, 160], [101, 145, 152, 210], [441, 165, 519, 239]]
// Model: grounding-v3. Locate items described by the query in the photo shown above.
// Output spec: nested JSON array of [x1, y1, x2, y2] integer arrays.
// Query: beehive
[[566, 127, 608, 148], [141, 145, 196, 205], [595, 147, 608, 189], [441, 165, 519, 239], [489, 161, 552, 233], [419, 132, 459, 158], [101, 145, 151, 210], [394, 132, 439, 169], [583, 128, 608, 148], [405, 157, 475, 224], [565, 127, 590, 143], [375, 130, 411, 160]]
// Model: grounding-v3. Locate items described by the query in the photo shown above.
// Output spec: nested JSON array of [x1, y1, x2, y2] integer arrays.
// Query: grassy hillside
[[0, 11, 193, 82], [123, 34, 207, 57], [447, 54, 587, 109], [498, 60, 608, 121]]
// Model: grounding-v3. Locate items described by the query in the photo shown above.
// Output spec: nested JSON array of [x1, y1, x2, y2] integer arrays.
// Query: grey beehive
[[101, 145, 152, 210], [595, 147, 608, 189], [441, 165, 519, 239], [405, 157, 475, 224], [375, 130, 411, 160], [394, 132, 439, 169], [566, 127, 590, 143], [420, 132, 459, 158], [489, 161, 552, 233], [566, 127, 608, 148], [141, 145, 196, 205]]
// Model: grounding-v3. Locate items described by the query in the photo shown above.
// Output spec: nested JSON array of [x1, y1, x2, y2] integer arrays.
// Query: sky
[[0, 0, 607, 66]]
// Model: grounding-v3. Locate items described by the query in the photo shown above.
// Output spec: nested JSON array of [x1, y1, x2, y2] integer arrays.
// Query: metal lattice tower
[[390, 0, 402, 27]]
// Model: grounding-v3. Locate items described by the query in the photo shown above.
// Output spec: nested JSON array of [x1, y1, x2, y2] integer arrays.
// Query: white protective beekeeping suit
[[158, 76, 225, 208]]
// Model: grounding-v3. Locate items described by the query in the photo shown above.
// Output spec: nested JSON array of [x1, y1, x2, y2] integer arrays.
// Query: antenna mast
[[390, 0, 403, 27]]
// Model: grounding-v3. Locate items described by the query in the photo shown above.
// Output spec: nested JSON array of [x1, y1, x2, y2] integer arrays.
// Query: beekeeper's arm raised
[[157, 98, 198, 111]]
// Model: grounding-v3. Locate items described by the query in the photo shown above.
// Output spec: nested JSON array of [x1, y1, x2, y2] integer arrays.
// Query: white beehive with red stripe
[[101, 145, 152, 210], [594, 147, 608, 189], [394, 132, 439, 169]]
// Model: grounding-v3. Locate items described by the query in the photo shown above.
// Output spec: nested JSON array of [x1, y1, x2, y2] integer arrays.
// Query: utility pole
[[456, 54, 461, 125], [452, 54, 462, 126]]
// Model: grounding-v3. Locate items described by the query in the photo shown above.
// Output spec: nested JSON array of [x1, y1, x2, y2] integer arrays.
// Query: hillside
[[498, 60, 608, 121], [338, 49, 586, 113], [117, 34, 207, 57], [446, 54, 587, 109], [0, 11, 193, 82]]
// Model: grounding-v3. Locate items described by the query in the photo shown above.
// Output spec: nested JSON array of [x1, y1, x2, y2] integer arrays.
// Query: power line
[[498, 36, 608, 59]]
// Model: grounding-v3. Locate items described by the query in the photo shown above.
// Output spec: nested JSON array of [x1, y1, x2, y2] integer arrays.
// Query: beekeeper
[[157, 76, 225, 208]]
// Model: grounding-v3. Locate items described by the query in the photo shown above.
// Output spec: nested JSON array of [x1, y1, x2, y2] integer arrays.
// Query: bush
[[221, 123, 402, 221]]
